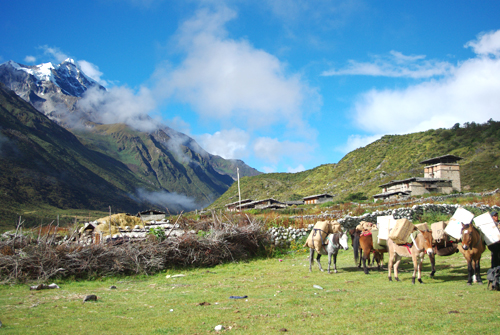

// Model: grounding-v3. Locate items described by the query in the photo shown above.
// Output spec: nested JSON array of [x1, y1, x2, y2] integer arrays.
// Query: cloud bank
[[135, 189, 201, 212], [333, 30, 500, 150]]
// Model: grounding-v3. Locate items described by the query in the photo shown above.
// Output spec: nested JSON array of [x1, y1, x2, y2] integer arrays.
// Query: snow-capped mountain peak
[[0, 59, 104, 97]]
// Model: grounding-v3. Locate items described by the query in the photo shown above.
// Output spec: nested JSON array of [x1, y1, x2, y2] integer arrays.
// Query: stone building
[[303, 193, 333, 204], [373, 154, 462, 201]]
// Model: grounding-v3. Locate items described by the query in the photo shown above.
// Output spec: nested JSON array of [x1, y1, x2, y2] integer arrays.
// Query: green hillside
[[210, 120, 500, 208], [0, 84, 155, 228], [72, 123, 234, 205]]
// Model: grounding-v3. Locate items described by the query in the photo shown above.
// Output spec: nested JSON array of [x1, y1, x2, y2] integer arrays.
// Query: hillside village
[[223, 154, 465, 211]]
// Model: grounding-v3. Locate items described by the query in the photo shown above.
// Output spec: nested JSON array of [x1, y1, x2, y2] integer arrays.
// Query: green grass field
[[1, 247, 498, 334]]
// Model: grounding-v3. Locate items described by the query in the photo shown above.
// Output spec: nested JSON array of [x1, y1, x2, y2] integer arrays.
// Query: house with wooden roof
[[303, 193, 333, 205], [137, 210, 166, 222], [225, 199, 254, 211], [373, 154, 462, 201], [238, 198, 287, 210]]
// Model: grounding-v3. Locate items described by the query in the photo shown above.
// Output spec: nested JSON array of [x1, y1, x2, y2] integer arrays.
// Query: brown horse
[[458, 223, 486, 285], [428, 240, 459, 277], [351, 229, 386, 274], [387, 230, 434, 284]]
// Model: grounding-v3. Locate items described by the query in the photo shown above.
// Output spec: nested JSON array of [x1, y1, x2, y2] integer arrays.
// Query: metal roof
[[378, 177, 449, 188], [303, 193, 333, 200], [419, 154, 463, 165]]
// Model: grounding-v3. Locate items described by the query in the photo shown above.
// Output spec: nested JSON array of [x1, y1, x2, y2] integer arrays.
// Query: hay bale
[[95, 214, 144, 236]]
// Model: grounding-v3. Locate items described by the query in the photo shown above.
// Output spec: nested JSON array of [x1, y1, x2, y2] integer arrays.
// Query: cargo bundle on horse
[[428, 220, 459, 277], [308, 231, 349, 274], [387, 225, 434, 284]]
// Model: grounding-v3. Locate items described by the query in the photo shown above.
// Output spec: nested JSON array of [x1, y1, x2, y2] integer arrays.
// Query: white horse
[[309, 231, 349, 274]]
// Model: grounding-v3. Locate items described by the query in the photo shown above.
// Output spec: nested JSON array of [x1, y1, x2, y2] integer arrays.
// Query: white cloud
[[77, 86, 158, 132], [465, 30, 500, 56], [322, 50, 453, 78], [77, 60, 108, 87], [156, 6, 319, 134], [24, 55, 36, 63], [347, 30, 500, 135], [164, 116, 191, 135], [41, 45, 69, 63], [287, 164, 305, 173], [336, 134, 382, 154], [135, 189, 201, 212], [253, 137, 313, 164], [196, 128, 250, 159]]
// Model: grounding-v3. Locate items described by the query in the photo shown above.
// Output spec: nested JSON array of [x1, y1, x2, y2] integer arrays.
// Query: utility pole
[[237, 167, 241, 213]]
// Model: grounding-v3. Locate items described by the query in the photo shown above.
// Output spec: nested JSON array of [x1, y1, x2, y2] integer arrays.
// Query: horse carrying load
[[304, 220, 342, 254], [305, 220, 348, 274]]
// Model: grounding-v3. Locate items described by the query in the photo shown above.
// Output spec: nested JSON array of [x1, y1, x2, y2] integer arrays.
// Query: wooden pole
[[108, 206, 112, 240], [237, 167, 241, 213]]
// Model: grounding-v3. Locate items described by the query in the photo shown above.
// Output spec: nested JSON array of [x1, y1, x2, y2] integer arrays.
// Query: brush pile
[[0, 216, 269, 283]]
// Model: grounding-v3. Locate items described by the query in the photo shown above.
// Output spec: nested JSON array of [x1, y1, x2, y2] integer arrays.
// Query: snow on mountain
[[0, 59, 104, 97]]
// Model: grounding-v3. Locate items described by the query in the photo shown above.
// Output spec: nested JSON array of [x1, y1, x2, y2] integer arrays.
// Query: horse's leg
[[466, 259, 473, 285], [429, 251, 436, 277], [357, 247, 362, 268], [416, 255, 424, 284], [333, 252, 338, 273], [362, 248, 370, 274], [327, 251, 332, 274], [316, 253, 324, 272], [475, 258, 483, 284], [394, 255, 401, 282], [309, 248, 314, 272], [388, 250, 393, 281]]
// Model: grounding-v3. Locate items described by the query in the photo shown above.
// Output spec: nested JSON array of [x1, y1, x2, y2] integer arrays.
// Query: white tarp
[[474, 212, 500, 246], [377, 215, 396, 241], [445, 208, 474, 240]]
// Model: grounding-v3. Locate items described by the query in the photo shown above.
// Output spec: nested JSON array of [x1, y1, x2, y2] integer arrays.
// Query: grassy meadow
[[1, 245, 499, 334]]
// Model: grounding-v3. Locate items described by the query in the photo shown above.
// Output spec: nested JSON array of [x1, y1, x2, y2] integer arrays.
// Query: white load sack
[[445, 207, 474, 240], [474, 212, 500, 246], [377, 215, 396, 242]]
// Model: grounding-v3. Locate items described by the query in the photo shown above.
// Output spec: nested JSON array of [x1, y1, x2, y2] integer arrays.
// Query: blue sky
[[2, 1, 500, 173]]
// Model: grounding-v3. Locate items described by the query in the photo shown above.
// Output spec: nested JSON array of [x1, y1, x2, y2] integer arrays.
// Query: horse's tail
[[352, 232, 360, 266]]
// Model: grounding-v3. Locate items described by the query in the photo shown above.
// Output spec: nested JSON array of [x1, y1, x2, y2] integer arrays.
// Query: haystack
[[95, 214, 144, 236]]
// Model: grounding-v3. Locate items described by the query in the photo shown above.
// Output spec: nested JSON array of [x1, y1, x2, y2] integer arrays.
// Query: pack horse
[[387, 229, 434, 284], [458, 223, 486, 285], [308, 231, 349, 274]]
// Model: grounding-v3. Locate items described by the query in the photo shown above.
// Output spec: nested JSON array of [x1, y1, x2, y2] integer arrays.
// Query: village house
[[137, 210, 166, 222], [373, 154, 462, 201], [225, 199, 254, 212], [303, 193, 333, 205], [237, 198, 287, 210]]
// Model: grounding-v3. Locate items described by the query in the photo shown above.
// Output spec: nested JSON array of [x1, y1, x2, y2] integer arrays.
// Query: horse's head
[[461, 223, 473, 250], [339, 230, 349, 250], [419, 229, 434, 256]]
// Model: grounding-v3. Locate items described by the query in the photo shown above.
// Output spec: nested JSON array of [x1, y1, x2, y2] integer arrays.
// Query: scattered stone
[[214, 325, 225, 331], [30, 283, 60, 290], [83, 295, 98, 303], [166, 274, 186, 278]]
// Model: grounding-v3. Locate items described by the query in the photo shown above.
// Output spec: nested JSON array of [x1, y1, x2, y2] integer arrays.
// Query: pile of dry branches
[[0, 216, 269, 283]]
